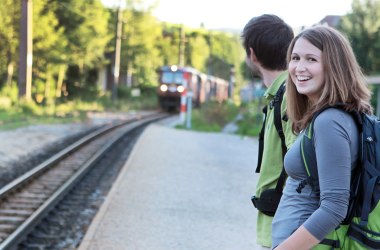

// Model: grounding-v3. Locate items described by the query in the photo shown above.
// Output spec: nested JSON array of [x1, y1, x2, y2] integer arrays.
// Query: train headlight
[[177, 85, 185, 93], [170, 65, 178, 71], [160, 85, 168, 92]]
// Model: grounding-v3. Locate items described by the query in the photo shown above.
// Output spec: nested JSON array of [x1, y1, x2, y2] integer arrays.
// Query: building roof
[[317, 15, 341, 27]]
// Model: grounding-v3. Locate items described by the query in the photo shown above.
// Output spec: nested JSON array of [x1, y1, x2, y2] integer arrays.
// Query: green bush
[[235, 99, 264, 137], [17, 99, 43, 115], [0, 85, 18, 105], [174, 99, 267, 137], [176, 101, 239, 132]]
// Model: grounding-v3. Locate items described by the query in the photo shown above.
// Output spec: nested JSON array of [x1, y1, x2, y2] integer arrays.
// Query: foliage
[[0, 88, 157, 130], [0, 0, 20, 87], [338, 0, 380, 74], [0, 0, 242, 109], [3, 0, 380, 132], [157, 23, 182, 67], [54, 0, 112, 69], [176, 101, 239, 132], [370, 85, 378, 111], [235, 100, 264, 137], [174, 99, 263, 137], [187, 30, 210, 72], [0, 85, 18, 107], [120, 8, 163, 86], [17, 99, 44, 115], [3, 0, 380, 115], [113, 85, 158, 110]]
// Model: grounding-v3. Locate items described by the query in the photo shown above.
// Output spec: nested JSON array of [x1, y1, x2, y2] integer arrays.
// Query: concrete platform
[[78, 122, 259, 250]]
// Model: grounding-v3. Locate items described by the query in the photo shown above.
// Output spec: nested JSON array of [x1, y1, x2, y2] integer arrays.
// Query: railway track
[[0, 111, 170, 249]]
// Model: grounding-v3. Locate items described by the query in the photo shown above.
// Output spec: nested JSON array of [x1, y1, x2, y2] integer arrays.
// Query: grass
[[0, 104, 86, 131], [235, 100, 264, 137], [175, 99, 264, 137], [0, 84, 265, 137], [0, 90, 159, 131], [175, 100, 238, 132]]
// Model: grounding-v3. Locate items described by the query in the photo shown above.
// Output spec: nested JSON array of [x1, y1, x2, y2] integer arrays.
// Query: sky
[[103, 0, 354, 30]]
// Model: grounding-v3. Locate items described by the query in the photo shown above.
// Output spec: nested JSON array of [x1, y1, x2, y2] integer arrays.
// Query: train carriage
[[157, 65, 229, 111]]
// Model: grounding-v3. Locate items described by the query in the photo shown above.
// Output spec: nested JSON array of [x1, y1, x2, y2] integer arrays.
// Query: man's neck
[[260, 69, 286, 88]]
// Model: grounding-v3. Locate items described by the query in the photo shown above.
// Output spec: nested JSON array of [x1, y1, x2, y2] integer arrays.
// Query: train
[[157, 65, 230, 111]]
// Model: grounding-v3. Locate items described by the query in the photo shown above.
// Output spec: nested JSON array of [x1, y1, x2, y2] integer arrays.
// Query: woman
[[271, 26, 373, 249]]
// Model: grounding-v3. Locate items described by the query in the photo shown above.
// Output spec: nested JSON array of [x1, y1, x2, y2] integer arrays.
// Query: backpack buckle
[[296, 179, 308, 193], [269, 97, 279, 109]]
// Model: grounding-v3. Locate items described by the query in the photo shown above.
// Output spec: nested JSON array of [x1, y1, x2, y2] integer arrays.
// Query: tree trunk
[[56, 65, 66, 98], [44, 69, 51, 101], [6, 62, 14, 86]]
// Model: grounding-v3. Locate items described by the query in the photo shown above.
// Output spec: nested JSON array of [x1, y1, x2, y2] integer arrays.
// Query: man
[[241, 14, 296, 249]]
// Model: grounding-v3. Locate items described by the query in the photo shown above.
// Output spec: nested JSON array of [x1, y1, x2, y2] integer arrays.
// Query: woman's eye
[[291, 55, 299, 61]]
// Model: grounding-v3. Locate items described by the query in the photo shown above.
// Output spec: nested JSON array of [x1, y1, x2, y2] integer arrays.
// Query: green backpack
[[298, 106, 380, 250]]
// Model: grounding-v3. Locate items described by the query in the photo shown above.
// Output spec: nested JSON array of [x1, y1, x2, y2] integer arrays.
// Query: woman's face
[[288, 37, 324, 104]]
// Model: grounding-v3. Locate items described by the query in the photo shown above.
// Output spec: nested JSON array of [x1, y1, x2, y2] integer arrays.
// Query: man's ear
[[249, 48, 258, 63]]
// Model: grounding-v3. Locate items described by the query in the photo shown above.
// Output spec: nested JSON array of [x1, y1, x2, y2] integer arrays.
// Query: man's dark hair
[[241, 14, 294, 71]]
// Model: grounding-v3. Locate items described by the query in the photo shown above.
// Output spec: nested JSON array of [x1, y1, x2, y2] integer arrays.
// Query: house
[[316, 15, 341, 28]]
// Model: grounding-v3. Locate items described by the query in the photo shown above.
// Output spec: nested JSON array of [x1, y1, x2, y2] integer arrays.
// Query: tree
[[31, 0, 68, 103], [54, 0, 112, 98], [157, 23, 183, 67], [205, 32, 243, 80], [0, 0, 245, 104], [120, 8, 163, 87], [186, 31, 210, 72], [0, 0, 21, 87], [338, 0, 380, 74]]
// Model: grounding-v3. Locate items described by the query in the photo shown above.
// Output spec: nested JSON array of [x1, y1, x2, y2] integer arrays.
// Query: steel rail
[[0, 112, 157, 200], [0, 112, 170, 249]]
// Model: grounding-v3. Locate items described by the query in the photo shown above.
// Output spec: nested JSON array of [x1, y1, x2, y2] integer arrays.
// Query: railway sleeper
[[0, 223, 16, 233], [0, 209, 30, 217], [0, 215, 25, 224]]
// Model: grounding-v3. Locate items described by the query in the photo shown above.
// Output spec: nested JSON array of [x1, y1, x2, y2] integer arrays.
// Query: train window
[[161, 72, 184, 84]]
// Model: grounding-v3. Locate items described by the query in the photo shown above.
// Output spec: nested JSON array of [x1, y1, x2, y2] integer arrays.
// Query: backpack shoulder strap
[[297, 106, 344, 193], [297, 106, 361, 194], [271, 82, 288, 192], [256, 81, 287, 174], [256, 105, 267, 173], [297, 112, 320, 193], [272, 82, 287, 159]]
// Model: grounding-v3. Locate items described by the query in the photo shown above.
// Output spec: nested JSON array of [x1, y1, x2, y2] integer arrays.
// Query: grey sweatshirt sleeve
[[303, 109, 359, 240]]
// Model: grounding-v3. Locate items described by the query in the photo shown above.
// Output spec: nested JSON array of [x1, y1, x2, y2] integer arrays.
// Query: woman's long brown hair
[[286, 26, 373, 133]]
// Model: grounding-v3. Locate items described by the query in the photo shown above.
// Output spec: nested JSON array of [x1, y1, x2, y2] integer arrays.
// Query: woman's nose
[[295, 61, 306, 72]]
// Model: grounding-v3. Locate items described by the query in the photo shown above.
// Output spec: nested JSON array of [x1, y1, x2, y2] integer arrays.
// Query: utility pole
[[112, 0, 123, 102], [178, 25, 185, 67], [207, 32, 213, 75], [229, 65, 235, 100], [18, 0, 33, 100]]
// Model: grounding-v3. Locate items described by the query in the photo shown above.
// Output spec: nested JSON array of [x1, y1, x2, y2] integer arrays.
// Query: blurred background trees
[[0, 0, 379, 113], [0, 0, 243, 107], [338, 0, 380, 75]]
